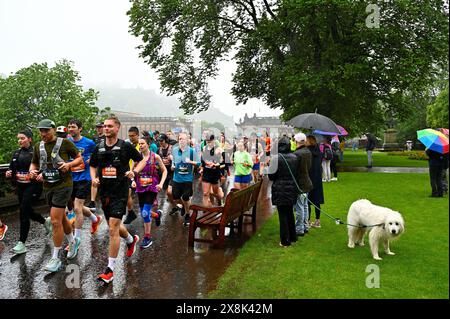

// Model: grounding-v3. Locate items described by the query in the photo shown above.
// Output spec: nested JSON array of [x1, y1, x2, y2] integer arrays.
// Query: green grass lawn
[[340, 150, 428, 167], [208, 173, 449, 299]]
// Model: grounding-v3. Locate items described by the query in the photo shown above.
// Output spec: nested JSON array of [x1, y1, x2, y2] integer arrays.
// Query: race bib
[[178, 164, 189, 175], [43, 169, 61, 183], [71, 161, 86, 173], [139, 175, 153, 186], [16, 171, 31, 184], [102, 167, 117, 179]]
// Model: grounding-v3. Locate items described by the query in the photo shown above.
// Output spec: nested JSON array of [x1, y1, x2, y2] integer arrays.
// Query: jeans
[[322, 160, 331, 181], [294, 193, 309, 234], [367, 150, 373, 167]]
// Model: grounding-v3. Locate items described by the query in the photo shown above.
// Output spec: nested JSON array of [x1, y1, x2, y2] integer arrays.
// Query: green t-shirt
[[233, 151, 253, 176], [32, 138, 79, 190]]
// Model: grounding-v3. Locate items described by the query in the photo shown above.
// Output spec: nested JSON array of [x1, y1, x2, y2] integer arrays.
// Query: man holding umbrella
[[417, 128, 449, 197]]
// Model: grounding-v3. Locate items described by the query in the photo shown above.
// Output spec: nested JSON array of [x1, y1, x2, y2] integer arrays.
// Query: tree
[[128, 0, 448, 135], [0, 60, 99, 163], [427, 84, 449, 129]]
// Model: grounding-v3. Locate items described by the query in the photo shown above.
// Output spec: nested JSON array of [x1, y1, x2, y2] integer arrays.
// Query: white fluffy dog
[[347, 199, 405, 260]]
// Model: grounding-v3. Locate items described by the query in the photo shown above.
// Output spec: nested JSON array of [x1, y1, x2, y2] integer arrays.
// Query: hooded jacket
[[268, 137, 300, 206]]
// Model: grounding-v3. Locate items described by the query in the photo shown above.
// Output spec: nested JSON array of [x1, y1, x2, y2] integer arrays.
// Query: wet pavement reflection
[[0, 177, 273, 299]]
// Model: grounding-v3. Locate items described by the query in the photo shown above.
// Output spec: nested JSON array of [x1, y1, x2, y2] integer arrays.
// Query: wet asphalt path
[[0, 177, 273, 299]]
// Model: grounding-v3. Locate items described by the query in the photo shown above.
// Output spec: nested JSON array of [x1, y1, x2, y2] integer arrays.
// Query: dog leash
[[278, 154, 384, 229]]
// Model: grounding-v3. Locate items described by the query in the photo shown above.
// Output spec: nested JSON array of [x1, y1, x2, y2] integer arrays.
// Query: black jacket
[[269, 137, 300, 206], [294, 146, 313, 193], [307, 144, 324, 205]]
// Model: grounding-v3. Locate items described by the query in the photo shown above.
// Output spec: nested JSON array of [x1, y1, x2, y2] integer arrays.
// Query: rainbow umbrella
[[438, 128, 449, 136], [417, 129, 449, 154], [313, 125, 348, 136]]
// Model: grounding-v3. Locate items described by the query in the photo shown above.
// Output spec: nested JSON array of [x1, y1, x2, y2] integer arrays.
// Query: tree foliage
[[128, 0, 449, 135], [0, 60, 99, 163], [427, 84, 449, 129]]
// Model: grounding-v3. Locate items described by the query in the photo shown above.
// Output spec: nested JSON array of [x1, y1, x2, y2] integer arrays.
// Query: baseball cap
[[36, 119, 56, 129], [294, 132, 307, 142], [158, 133, 168, 142], [95, 122, 104, 127], [56, 126, 68, 133]]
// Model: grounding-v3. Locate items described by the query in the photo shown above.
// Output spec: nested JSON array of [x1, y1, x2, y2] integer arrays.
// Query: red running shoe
[[126, 235, 139, 257], [97, 267, 114, 283], [90, 215, 103, 234]]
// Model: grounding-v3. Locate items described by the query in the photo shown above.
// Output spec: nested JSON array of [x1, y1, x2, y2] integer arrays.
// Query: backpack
[[322, 145, 333, 161]]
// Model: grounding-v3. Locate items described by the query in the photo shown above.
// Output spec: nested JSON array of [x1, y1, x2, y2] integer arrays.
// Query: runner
[[201, 135, 224, 206], [56, 126, 68, 138], [123, 126, 140, 224], [89, 116, 143, 283], [157, 133, 173, 191], [92, 122, 105, 145], [5, 129, 51, 254], [67, 119, 103, 258], [171, 132, 201, 226], [29, 119, 83, 272], [249, 133, 264, 182], [0, 219, 8, 240], [131, 134, 167, 249], [87, 122, 105, 211], [232, 141, 253, 190]]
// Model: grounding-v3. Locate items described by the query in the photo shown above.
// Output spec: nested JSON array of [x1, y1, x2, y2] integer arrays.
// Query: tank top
[[135, 152, 160, 193]]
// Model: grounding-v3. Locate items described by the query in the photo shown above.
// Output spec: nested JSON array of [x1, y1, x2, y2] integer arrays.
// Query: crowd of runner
[[0, 117, 279, 283]]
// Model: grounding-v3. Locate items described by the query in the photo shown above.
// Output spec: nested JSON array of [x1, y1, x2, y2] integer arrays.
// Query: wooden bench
[[188, 180, 263, 248]]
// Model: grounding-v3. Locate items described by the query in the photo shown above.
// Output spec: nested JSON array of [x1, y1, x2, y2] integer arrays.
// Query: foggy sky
[[0, 0, 282, 122]]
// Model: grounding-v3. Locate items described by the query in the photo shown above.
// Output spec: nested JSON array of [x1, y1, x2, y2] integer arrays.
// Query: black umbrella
[[286, 112, 340, 134]]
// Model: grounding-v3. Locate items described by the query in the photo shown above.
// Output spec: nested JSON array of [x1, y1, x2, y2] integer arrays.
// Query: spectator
[[293, 133, 313, 236], [352, 139, 358, 151], [320, 136, 333, 182], [306, 135, 324, 228], [339, 139, 345, 162], [330, 137, 340, 181], [365, 133, 377, 168], [426, 149, 448, 197], [268, 137, 300, 247]]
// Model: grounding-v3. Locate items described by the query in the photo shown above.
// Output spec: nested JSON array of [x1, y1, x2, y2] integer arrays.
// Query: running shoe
[[67, 237, 81, 259], [90, 215, 103, 234], [44, 258, 62, 272], [12, 241, 27, 254], [140, 236, 153, 249], [155, 210, 162, 227], [126, 235, 139, 257], [44, 217, 52, 236], [169, 206, 179, 215], [97, 267, 114, 284], [0, 224, 8, 241], [183, 213, 190, 226]]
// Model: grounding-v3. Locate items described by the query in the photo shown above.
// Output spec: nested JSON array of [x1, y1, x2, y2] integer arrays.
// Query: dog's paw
[[387, 251, 395, 255], [358, 242, 365, 247], [348, 243, 355, 249]]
